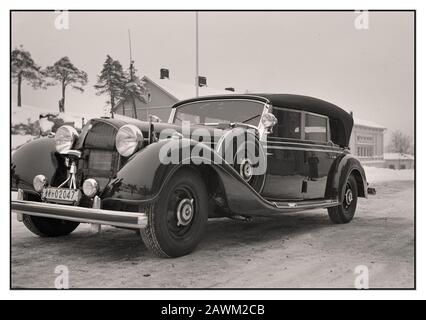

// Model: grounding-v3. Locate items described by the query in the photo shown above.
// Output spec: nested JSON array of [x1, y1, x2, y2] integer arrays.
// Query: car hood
[[75, 116, 228, 150]]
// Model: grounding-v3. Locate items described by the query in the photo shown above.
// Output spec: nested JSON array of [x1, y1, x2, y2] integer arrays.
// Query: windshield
[[172, 100, 265, 126]]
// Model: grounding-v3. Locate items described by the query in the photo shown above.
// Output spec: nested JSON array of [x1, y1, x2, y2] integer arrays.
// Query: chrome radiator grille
[[83, 122, 117, 150], [88, 150, 114, 172], [79, 121, 121, 191]]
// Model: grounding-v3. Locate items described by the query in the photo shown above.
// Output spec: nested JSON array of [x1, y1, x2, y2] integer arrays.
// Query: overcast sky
[[11, 11, 414, 142]]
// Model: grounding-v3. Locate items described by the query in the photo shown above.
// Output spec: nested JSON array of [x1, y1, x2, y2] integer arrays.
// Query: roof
[[384, 153, 415, 161], [113, 76, 235, 111], [174, 94, 354, 147], [354, 118, 386, 130], [143, 75, 235, 101]]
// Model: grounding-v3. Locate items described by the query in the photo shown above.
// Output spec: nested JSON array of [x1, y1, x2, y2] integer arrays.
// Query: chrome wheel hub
[[345, 188, 353, 206], [240, 159, 253, 182], [176, 198, 194, 226]]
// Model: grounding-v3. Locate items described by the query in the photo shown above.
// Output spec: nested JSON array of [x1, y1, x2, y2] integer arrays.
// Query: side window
[[272, 109, 301, 139], [304, 113, 328, 142]]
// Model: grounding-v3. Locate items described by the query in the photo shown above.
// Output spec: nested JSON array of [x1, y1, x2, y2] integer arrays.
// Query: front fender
[[325, 153, 368, 201], [102, 137, 277, 216], [102, 138, 221, 203], [11, 138, 65, 193]]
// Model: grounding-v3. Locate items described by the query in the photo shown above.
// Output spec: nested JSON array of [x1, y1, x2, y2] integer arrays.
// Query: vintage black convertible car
[[11, 94, 372, 257]]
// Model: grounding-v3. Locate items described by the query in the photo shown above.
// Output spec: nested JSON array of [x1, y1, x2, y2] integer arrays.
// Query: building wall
[[115, 81, 176, 121], [144, 81, 178, 108], [349, 125, 385, 165]]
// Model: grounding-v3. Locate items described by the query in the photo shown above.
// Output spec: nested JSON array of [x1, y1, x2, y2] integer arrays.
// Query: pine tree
[[45, 57, 88, 112], [122, 61, 147, 118], [11, 45, 45, 107], [94, 55, 127, 115]]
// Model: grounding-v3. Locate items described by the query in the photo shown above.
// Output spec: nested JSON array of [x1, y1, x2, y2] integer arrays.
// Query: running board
[[272, 199, 339, 210]]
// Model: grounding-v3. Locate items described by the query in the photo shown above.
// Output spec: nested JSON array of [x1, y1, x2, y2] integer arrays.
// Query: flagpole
[[128, 29, 137, 118], [128, 29, 134, 79], [195, 11, 199, 97]]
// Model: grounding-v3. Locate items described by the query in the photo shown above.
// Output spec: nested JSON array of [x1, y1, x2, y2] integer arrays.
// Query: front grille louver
[[77, 120, 121, 193], [83, 122, 117, 150]]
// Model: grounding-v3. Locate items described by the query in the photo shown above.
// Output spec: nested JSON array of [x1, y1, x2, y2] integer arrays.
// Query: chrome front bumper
[[11, 189, 148, 229]]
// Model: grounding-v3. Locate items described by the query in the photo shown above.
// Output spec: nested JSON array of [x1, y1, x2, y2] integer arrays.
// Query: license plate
[[42, 188, 81, 204]]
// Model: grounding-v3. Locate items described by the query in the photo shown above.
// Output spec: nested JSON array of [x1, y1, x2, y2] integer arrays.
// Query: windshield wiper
[[241, 114, 261, 124]]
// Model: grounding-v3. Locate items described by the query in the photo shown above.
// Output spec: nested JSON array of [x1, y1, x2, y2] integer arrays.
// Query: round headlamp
[[82, 178, 99, 198], [115, 124, 144, 157], [33, 174, 47, 192], [55, 125, 78, 153]]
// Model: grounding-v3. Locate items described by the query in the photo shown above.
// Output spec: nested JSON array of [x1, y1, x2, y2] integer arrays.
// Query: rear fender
[[325, 153, 368, 201]]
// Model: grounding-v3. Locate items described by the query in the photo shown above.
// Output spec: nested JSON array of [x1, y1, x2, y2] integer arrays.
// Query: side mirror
[[261, 113, 277, 133], [149, 114, 162, 123]]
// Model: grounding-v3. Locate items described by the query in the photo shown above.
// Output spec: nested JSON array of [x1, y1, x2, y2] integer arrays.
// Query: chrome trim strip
[[12, 196, 148, 229], [273, 199, 339, 209], [266, 139, 341, 149], [266, 146, 343, 153]]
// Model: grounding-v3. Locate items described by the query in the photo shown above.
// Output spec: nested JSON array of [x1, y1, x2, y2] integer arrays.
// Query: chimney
[[160, 68, 169, 80], [198, 76, 207, 87], [225, 87, 235, 92]]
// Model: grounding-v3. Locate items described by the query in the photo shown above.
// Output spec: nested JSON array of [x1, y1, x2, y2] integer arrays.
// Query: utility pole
[[195, 11, 199, 97]]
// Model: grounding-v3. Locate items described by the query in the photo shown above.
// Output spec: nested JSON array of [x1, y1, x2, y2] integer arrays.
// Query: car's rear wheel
[[140, 167, 208, 257], [22, 215, 80, 237], [328, 175, 358, 224]]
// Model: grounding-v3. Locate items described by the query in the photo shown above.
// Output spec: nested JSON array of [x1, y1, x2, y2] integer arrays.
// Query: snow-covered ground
[[12, 104, 98, 129], [11, 104, 101, 150], [364, 166, 414, 183]]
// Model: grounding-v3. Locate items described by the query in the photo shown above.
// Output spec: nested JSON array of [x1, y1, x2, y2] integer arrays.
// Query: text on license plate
[[42, 188, 81, 203]]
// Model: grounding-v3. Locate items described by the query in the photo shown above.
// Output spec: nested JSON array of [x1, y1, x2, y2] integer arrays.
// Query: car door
[[302, 112, 336, 199], [262, 107, 305, 200]]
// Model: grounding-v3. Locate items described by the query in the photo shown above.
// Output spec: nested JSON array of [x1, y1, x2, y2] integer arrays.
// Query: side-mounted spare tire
[[140, 167, 209, 257], [218, 128, 266, 193]]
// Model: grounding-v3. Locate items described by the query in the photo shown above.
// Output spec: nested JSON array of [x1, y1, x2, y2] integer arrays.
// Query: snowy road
[[11, 178, 414, 289]]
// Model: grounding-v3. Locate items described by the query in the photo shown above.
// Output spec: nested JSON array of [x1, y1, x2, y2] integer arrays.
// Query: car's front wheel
[[327, 175, 358, 224], [23, 215, 80, 237], [140, 167, 208, 257]]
